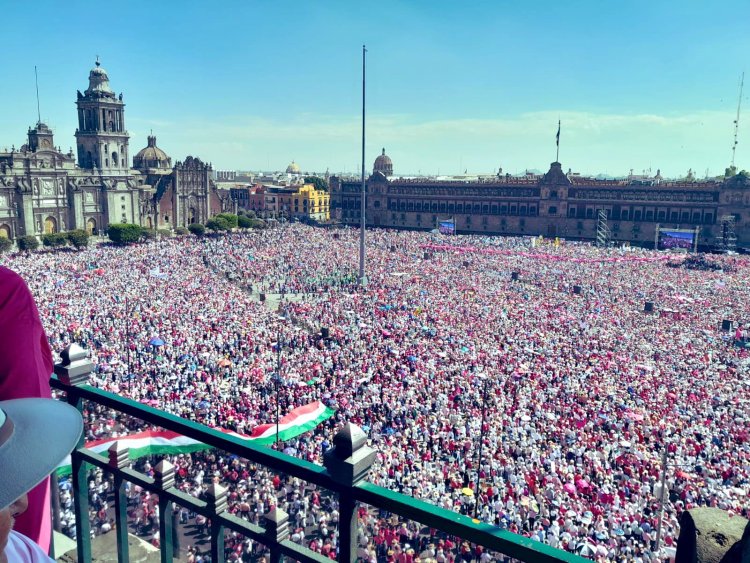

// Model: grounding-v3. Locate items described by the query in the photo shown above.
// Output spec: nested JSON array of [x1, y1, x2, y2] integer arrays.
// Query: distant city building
[[291, 184, 330, 221], [0, 60, 227, 240], [215, 170, 237, 181], [331, 152, 750, 249], [233, 183, 330, 221]]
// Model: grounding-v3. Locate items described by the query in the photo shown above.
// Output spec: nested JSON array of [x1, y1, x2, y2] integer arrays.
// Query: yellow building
[[291, 184, 330, 221]]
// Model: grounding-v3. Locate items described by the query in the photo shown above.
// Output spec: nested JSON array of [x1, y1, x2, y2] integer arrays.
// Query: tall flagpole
[[359, 45, 367, 286]]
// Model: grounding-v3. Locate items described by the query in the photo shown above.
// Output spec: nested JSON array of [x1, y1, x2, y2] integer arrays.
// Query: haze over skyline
[[1, 0, 749, 178]]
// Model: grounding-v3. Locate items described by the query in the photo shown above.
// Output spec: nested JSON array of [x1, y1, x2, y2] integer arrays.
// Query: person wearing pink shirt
[[0, 267, 54, 553]]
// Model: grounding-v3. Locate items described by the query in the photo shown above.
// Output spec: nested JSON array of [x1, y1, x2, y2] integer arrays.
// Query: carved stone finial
[[60, 343, 88, 364], [107, 441, 129, 469], [324, 423, 376, 485], [206, 483, 227, 514], [55, 344, 94, 386], [331, 422, 367, 459], [154, 460, 175, 489], [264, 507, 290, 543]]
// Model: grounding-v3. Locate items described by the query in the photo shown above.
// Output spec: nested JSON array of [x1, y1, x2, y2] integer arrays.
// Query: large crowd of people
[[3, 224, 749, 562]]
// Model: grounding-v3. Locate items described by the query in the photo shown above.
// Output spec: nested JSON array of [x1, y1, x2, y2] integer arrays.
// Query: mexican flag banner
[[57, 401, 335, 475], [247, 400, 335, 444]]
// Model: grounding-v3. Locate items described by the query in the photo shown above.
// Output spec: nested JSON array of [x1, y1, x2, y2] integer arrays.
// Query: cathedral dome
[[286, 161, 301, 174], [85, 59, 115, 98], [133, 135, 172, 170], [373, 148, 393, 177]]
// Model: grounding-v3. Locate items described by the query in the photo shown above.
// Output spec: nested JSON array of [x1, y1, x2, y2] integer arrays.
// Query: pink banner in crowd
[[420, 244, 672, 263]]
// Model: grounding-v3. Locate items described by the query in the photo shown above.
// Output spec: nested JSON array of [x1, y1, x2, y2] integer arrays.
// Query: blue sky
[[1, 0, 748, 177]]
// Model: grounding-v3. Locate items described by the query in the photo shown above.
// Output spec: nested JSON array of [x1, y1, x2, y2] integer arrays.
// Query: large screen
[[438, 220, 455, 235], [658, 230, 694, 250]]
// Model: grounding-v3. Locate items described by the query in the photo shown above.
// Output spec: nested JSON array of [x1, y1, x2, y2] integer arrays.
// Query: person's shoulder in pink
[[0, 266, 53, 400], [0, 267, 54, 553]]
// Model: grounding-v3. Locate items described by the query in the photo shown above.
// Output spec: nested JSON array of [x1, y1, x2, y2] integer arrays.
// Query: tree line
[[0, 212, 269, 253]]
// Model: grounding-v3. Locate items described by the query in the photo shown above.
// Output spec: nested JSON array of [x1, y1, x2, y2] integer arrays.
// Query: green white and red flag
[[57, 401, 335, 474]]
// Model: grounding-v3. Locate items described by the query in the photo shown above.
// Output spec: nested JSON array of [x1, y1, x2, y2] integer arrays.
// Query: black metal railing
[[51, 344, 587, 563]]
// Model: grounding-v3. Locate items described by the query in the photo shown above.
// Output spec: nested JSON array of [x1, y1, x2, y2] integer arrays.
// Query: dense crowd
[[3, 224, 749, 562]]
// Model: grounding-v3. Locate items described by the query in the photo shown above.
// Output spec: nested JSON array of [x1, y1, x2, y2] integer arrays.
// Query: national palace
[[331, 149, 750, 250]]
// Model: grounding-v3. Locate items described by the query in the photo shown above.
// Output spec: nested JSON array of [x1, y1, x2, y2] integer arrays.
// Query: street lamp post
[[274, 314, 286, 445], [125, 297, 131, 375], [474, 375, 490, 518], [654, 444, 668, 552]]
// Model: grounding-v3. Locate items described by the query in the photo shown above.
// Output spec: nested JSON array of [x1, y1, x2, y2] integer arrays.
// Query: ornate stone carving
[[17, 179, 31, 193], [41, 179, 54, 197]]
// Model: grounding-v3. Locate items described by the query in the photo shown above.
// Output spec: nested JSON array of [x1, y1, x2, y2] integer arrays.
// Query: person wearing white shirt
[[0, 399, 83, 563]]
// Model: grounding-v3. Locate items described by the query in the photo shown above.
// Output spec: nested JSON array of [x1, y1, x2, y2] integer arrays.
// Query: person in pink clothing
[[0, 267, 54, 553]]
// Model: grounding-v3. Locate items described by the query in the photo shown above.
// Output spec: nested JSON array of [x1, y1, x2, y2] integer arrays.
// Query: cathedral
[[0, 60, 223, 240]]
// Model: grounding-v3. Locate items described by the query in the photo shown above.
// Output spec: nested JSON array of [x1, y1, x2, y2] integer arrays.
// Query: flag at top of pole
[[555, 119, 561, 163]]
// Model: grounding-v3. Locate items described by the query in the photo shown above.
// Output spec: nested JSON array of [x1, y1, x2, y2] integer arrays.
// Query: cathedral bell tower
[[75, 58, 129, 173]]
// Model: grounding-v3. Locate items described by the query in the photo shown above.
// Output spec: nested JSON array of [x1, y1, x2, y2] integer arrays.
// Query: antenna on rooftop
[[34, 65, 41, 125], [731, 72, 744, 168]]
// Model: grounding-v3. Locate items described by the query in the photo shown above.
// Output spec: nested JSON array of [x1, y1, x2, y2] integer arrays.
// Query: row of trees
[[205, 212, 267, 232], [108, 213, 267, 245], [0, 230, 91, 254], [0, 211, 270, 253]]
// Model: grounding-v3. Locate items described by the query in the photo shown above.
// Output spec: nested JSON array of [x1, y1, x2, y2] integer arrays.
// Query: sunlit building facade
[[331, 152, 750, 249], [0, 61, 224, 239]]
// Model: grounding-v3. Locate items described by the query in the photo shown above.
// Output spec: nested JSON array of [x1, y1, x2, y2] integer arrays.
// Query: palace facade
[[0, 61, 223, 240], [331, 150, 750, 250]]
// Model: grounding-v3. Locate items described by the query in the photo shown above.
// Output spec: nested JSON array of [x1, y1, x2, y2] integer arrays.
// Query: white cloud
[[129, 109, 745, 178]]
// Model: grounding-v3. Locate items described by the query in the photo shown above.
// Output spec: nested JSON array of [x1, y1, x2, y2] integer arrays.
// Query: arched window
[[112, 152, 118, 167], [44, 216, 57, 234]]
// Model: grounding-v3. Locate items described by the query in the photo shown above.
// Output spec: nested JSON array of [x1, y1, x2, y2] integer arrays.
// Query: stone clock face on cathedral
[[41, 139, 51, 148]]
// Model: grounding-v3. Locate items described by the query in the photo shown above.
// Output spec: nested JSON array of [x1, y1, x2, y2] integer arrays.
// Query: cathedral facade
[[0, 61, 222, 240]]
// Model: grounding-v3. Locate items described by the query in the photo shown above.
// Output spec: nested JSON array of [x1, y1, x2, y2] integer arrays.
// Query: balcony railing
[[51, 344, 587, 563]]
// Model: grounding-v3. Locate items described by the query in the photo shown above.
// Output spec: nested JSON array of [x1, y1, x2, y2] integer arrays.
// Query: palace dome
[[373, 148, 393, 177], [286, 161, 301, 174], [133, 136, 172, 170]]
